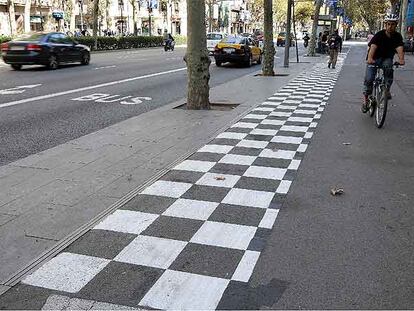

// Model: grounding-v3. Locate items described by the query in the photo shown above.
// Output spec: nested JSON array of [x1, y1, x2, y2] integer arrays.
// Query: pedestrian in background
[[328, 29, 343, 69]]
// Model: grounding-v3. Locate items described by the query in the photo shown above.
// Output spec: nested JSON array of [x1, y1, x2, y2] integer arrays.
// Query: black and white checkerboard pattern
[[20, 61, 343, 310]]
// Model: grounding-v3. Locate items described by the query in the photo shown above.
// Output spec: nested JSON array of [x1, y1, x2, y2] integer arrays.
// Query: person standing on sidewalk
[[327, 30, 343, 69], [362, 13, 405, 112]]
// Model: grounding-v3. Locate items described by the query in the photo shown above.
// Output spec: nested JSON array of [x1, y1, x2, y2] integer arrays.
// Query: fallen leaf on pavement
[[330, 187, 344, 196], [215, 176, 226, 181], [342, 142, 352, 145]]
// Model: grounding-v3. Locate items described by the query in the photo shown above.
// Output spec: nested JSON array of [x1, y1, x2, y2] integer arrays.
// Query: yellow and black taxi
[[1, 32, 90, 70], [213, 35, 262, 67]]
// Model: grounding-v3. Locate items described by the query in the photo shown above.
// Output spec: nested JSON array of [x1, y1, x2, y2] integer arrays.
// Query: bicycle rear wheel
[[375, 85, 388, 128]]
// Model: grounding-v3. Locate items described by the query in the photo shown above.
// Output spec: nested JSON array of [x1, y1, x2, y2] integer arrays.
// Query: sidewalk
[[0, 49, 343, 309], [0, 53, 319, 290]]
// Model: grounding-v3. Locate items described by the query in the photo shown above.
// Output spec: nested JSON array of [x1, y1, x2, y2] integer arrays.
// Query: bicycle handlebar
[[367, 62, 403, 68]]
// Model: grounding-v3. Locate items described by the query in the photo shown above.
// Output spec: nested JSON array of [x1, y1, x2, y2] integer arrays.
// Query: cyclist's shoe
[[385, 90, 392, 100], [361, 95, 369, 113], [332, 65, 336, 69], [328, 62, 331, 68]]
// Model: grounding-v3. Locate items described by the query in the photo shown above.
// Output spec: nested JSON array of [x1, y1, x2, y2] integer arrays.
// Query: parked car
[[214, 35, 262, 67], [276, 32, 295, 47], [207, 32, 227, 54], [0, 32, 91, 70]]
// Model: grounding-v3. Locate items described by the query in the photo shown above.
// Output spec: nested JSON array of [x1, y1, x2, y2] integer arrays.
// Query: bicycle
[[364, 63, 400, 128]]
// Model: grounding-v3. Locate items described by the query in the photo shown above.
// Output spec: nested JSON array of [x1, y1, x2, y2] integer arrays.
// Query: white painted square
[[302, 98, 320, 104], [270, 111, 292, 117], [283, 99, 301, 105], [163, 199, 219, 221], [222, 188, 274, 209], [261, 119, 285, 126], [267, 97, 285, 101], [219, 154, 256, 166], [299, 103, 319, 109], [310, 122, 318, 128], [173, 160, 216, 173], [304, 132, 313, 139], [244, 166, 286, 180], [244, 113, 267, 120], [198, 144, 233, 154], [288, 159, 301, 170], [191, 221, 257, 250], [269, 97, 288, 102], [276, 105, 297, 111], [306, 94, 325, 99], [259, 149, 296, 160], [196, 172, 240, 188], [216, 132, 247, 140], [259, 209, 279, 229], [294, 109, 317, 115], [231, 122, 257, 129], [231, 251, 261, 283], [274, 92, 291, 97], [253, 107, 274, 112], [114, 236, 187, 269], [309, 90, 326, 94], [261, 101, 281, 106], [276, 180, 292, 194], [317, 107, 325, 112], [250, 128, 278, 136], [314, 114, 322, 119], [271, 135, 302, 144], [236, 140, 268, 149], [22, 253, 110, 293], [297, 144, 308, 152], [280, 125, 309, 133], [94, 210, 158, 234], [142, 180, 193, 198], [288, 116, 313, 123], [140, 270, 229, 310]]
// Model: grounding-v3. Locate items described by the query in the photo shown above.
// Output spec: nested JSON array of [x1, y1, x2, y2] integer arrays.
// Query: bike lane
[[249, 42, 414, 309]]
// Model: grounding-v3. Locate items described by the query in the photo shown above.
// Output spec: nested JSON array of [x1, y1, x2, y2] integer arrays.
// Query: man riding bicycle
[[362, 13, 405, 113]]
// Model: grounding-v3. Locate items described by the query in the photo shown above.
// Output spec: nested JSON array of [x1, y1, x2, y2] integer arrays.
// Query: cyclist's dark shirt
[[368, 29, 403, 59]]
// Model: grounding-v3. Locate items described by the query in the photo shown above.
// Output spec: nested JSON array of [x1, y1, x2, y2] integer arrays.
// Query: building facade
[[1, 0, 256, 37]]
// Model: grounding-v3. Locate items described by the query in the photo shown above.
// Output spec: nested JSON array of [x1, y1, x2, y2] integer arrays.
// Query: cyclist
[[362, 13, 405, 113]]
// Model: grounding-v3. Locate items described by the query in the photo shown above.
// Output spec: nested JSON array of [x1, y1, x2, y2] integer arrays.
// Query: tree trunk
[[7, 0, 17, 35], [400, 0, 409, 39], [92, 0, 99, 49], [185, 0, 211, 110], [283, 0, 292, 67], [106, 0, 111, 31], [262, 0, 275, 76], [308, 0, 323, 56], [70, 0, 76, 31], [132, 1, 137, 35], [24, 0, 31, 33]]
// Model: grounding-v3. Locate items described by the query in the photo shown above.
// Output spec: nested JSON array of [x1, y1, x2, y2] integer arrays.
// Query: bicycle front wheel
[[375, 85, 388, 128]]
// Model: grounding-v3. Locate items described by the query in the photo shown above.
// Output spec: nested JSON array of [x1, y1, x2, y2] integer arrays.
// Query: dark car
[[0, 32, 90, 70]]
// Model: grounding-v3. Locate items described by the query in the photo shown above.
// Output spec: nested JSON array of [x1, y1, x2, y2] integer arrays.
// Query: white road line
[[0, 67, 187, 109], [93, 65, 117, 70]]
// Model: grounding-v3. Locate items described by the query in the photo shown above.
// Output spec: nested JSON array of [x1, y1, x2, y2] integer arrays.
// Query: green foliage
[[0, 35, 12, 44], [173, 35, 187, 45], [71, 36, 164, 50]]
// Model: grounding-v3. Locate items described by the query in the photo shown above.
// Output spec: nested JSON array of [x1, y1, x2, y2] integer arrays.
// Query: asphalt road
[[0, 44, 306, 166]]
